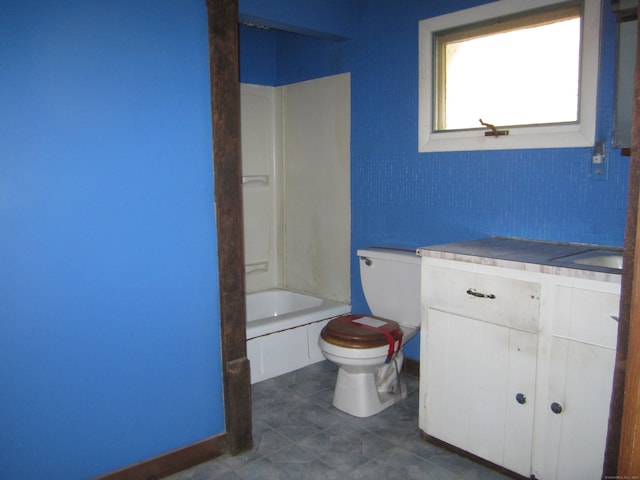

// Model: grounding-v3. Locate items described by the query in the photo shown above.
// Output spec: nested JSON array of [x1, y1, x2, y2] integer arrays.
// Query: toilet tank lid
[[357, 247, 420, 264]]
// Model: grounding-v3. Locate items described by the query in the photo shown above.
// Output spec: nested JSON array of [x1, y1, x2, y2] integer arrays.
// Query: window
[[418, 0, 601, 152]]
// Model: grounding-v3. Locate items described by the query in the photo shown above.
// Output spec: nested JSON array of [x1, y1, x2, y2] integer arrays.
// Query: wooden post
[[616, 6, 640, 471], [206, 0, 253, 456], [605, 4, 640, 476]]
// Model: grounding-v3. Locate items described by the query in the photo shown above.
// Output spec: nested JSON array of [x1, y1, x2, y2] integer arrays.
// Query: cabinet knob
[[550, 402, 563, 414], [515, 393, 527, 404]]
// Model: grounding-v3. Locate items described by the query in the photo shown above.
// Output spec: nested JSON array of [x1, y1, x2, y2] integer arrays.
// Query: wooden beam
[[605, 5, 640, 476], [617, 9, 640, 467], [618, 173, 640, 474], [206, 0, 253, 455]]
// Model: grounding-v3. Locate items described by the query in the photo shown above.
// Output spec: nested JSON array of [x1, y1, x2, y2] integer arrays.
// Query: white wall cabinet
[[419, 256, 620, 479]]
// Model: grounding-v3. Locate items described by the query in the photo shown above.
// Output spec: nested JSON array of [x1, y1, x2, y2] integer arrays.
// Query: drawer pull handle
[[466, 288, 496, 299], [516, 393, 527, 405]]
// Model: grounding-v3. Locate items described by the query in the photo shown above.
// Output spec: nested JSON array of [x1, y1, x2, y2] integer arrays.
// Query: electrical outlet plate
[[591, 141, 607, 180]]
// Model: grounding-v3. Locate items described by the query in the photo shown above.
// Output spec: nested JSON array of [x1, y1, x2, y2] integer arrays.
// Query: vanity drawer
[[422, 265, 541, 332], [553, 286, 619, 348]]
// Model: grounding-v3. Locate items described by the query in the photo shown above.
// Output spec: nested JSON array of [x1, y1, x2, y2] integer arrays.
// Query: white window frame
[[418, 0, 602, 153]]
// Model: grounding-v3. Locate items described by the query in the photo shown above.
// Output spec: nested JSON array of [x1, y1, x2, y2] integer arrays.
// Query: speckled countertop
[[417, 237, 623, 283]]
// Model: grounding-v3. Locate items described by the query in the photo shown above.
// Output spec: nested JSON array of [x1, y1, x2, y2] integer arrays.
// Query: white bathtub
[[246, 289, 351, 383]]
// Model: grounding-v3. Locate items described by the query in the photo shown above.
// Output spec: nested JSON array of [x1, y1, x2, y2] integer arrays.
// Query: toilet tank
[[357, 247, 421, 327]]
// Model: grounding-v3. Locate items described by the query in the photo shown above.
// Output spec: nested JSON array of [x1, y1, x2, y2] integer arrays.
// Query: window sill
[[419, 123, 596, 153]]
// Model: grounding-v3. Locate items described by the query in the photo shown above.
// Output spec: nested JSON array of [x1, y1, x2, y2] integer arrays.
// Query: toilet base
[[332, 364, 407, 417]]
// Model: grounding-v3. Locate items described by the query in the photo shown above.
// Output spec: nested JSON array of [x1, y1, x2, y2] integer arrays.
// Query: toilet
[[318, 247, 421, 417]]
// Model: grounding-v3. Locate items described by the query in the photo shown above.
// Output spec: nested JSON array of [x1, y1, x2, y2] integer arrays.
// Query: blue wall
[[0, 1, 224, 479], [239, 0, 355, 39], [239, 26, 349, 86], [239, 25, 278, 86], [239, 0, 630, 361], [350, 0, 628, 359]]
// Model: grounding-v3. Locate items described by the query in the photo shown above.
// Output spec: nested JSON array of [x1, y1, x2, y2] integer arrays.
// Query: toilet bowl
[[318, 247, 421, 417]]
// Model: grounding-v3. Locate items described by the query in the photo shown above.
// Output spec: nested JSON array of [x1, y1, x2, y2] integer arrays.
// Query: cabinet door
[[541, 338, 616, 479], [423, 309, 536, 476], [538, 287, 619, 479]]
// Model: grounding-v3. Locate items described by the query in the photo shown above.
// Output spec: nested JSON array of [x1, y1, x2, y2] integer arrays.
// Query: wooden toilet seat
[[321, 314, 403, 350]]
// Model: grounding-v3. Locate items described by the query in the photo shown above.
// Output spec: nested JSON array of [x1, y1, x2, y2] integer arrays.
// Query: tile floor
[[163, 361, 510, 480]]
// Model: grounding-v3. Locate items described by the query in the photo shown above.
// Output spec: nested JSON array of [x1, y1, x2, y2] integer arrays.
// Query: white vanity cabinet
[[419, 251, 621, 480], [535, 286, 619, 480], [420, 262, 540, 477]]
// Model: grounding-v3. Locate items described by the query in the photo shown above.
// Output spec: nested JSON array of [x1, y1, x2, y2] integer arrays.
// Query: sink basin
[[573, 254, 623, 269], [555, 249, 623, 270]]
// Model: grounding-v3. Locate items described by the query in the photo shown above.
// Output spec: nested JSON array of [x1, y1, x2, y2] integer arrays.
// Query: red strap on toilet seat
[[336, 315, 403, 363]]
